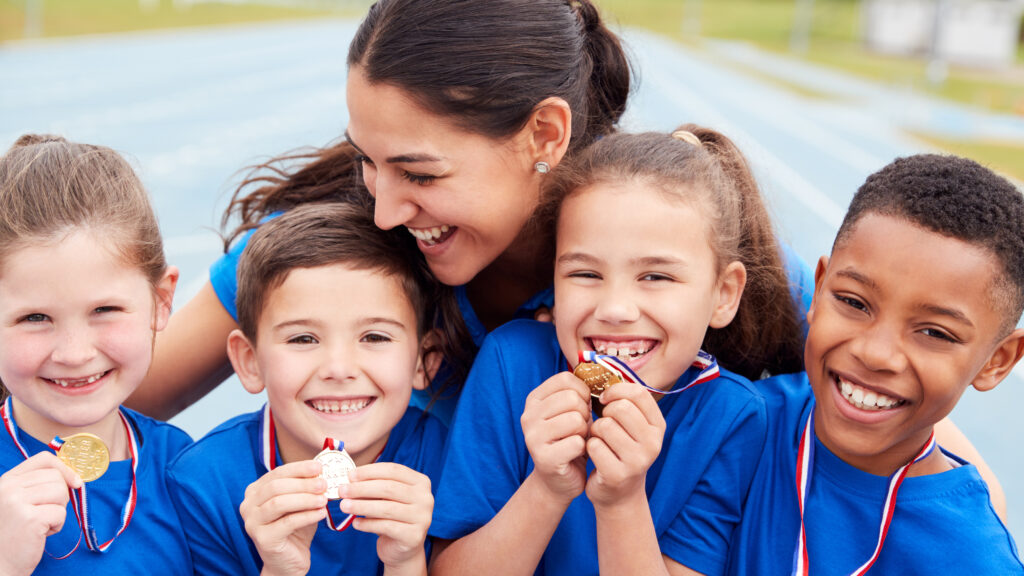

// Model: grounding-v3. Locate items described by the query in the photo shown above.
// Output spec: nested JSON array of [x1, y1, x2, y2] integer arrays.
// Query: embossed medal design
[[573, 361, 622, 417], [315, 448, 357, 500], [56, 433, 109, 482]]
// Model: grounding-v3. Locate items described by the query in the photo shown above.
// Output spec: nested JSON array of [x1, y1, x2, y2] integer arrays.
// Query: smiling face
[[553, 182, 744, 393], [807, 213, 1014, 475], [345, 66, 542, 287], [0, 229, 173, 443], [229, 264, 426, 466]]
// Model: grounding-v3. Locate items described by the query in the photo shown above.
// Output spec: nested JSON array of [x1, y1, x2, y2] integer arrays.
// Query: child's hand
[[336, 463, 432, 573], [522, 371, 592, 503], [240, 460, 328, 576], [586, 382, 666, 509], [0, 452, 82, 575]]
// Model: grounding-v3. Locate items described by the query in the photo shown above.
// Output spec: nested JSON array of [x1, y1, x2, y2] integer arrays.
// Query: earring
[[534, 161, 550, 174]]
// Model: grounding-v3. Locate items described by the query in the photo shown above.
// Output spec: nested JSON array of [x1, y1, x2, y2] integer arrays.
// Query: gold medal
[[57, 433, 109, 482], [573, 362, 622, 397], [314, 448, 357, 500], [573, 362, 622, 417]]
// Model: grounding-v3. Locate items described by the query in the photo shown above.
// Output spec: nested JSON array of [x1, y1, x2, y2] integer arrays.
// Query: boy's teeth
[[309, 398, 370, 414], [836, 376, 901, 411]]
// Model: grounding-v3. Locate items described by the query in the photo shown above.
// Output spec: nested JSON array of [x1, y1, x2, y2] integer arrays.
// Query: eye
[[567, 270, 600, 280], [921, 327, 959, 343], [833, 293, 867, 312], [403, 172, 437, 185], [361, 332, 393, 344], [640, 273, 673, 282], [287, 334, 318, 345], [94, 306, 121, 314], [354, 154, 373, 167], [20, 313, 49, 323]]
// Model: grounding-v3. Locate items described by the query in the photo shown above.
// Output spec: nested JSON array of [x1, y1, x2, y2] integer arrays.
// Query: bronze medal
[[573, 361, 621, 417], [314, 448, 357, 500], [57, 433, 110, 482]]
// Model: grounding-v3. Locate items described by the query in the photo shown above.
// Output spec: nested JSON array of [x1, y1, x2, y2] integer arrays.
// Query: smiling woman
[[127, 0, 633, 422]]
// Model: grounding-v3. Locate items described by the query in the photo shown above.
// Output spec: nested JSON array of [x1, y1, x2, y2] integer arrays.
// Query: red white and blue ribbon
[[792, 408, 936, 575], [2, 396, 138, 555], [578, 349, 720, 395], [258, 404, 383, 532]]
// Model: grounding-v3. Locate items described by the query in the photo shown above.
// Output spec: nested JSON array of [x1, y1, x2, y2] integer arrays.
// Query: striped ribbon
[[2, 396, 138, 555], [792, 408, 936, 575], [578, 349, 720, 395]]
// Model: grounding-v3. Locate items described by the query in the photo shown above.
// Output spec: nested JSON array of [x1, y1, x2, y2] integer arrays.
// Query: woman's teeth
[[837, 377, 902, 411], [50, 372, 106, 388], [308, 398, 371, 414], [407, 225, 451, 246]]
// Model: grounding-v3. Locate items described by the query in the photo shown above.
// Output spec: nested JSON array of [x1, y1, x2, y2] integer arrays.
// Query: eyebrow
[[272, 316, 410, 332], [556, 252, 686, 267], [835, 268, 974, 327], [344, 131, 443, 164]]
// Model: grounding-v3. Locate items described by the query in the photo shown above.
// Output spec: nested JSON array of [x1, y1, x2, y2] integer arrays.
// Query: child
[[726, 154, 1024, 574], [166, 200, 448, 576], [429, 126, 803, 575], [0, 134, 190, 574]]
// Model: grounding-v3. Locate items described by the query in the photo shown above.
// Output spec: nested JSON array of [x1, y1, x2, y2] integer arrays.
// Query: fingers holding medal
[[572, 361, 621, 418], [314, 447, 356, 500]]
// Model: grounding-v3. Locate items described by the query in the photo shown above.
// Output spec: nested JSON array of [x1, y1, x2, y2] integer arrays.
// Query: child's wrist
[[381, 552, 427, 576], [591, 487, 648, 517], [524, 469, 580, 509]]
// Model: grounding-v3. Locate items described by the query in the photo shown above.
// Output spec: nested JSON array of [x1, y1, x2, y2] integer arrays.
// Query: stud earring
[[534, 161, 550, 174]]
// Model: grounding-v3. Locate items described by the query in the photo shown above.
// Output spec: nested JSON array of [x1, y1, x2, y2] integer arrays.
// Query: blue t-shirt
[[726, 372, 1023, 575], [166, 405, 447, 576], [430, 320, 767, 576], [0, 407, 193, 575]]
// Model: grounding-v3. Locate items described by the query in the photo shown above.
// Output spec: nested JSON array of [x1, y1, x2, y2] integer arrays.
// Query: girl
[[0, 135, 191, 574], [429, 126, 797, 575]]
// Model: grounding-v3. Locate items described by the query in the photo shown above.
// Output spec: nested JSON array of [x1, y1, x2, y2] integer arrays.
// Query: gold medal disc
[[573, 362, 622, 397], [573, 362, 622, 418], [57, 433, 110, 482], [314, 448, 357, 500]]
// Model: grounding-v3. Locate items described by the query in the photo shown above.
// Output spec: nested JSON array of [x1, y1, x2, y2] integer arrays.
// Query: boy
[[727, 154, 1024, 574], [167, 201, 446, 576]]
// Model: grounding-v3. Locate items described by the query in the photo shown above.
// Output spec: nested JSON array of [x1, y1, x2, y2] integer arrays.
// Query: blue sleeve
[[429, 333, 527, 540], [208, 228, 256, 323], [781, 242, 815, 339], [657, 388, 768, 575], [166, 449, 257, 576]]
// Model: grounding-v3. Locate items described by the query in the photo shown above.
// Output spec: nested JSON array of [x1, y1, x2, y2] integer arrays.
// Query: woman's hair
[[0, 134, 169, 401], [536, 126, 804, 380], [236, 197, 473, 404], [222, 0, 631, 236]]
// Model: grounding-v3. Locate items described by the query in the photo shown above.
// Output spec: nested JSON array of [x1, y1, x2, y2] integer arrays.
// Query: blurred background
[[2, 0, 1023, 537]]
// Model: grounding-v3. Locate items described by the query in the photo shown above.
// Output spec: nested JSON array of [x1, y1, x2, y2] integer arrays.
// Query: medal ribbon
[[2, 396, 138, 555], [792, 408, 936, 576], [578, 349, 720, 395], [258, 404, 383, 533]]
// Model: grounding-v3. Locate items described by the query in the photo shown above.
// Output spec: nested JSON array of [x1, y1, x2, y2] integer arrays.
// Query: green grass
[[912, 132, 1024, 183], [601, 0, 1024, 116], [0, 0, 357, 43]]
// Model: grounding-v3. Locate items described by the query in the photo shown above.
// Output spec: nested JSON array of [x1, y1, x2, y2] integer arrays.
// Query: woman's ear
[[227, 329, 265, 395], [709, 261, 747, 329], [525, 97, 572, 170], [413, 329, 444, 391]]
